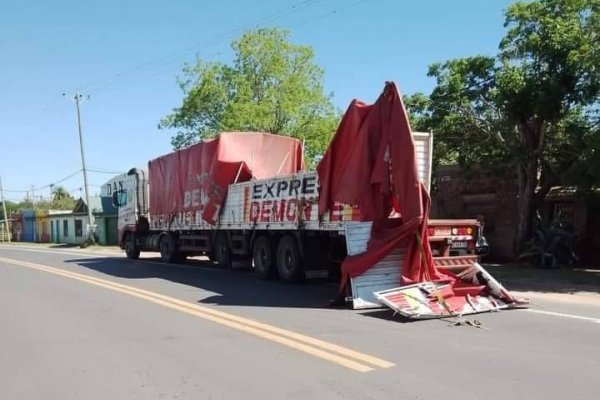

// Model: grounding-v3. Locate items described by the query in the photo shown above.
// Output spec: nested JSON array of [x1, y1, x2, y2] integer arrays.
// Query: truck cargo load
[[317, 82, 440, 287], [103, 81, 505, 312], [148, 132, 303, 227]]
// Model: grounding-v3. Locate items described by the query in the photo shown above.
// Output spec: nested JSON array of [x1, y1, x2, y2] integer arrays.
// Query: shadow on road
[[60, 256, 599, 312], [483, 264, 600, 295], [64, 256, 341, 309], [357, 309, 412, 323]]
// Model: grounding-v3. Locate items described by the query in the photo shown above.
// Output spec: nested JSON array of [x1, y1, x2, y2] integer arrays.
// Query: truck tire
[[124, 233, 140, 260], [159, 234, 176, 263], [214, 232, 232, 269], [276, 235, 304, 283], [253, 236, 276, 280]]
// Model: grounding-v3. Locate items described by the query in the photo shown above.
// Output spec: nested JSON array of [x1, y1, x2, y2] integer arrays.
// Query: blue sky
[[0, 0, 513, 202]]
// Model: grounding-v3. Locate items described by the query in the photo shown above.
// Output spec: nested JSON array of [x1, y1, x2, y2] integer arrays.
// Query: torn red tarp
[[149, 132, 303, 225], [317, 82, 447, 285]]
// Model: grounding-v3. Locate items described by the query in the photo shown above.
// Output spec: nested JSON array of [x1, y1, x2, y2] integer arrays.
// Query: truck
[[102, 83, 488, 308]]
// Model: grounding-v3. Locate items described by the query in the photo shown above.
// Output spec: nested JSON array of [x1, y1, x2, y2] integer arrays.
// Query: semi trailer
[[102, 83, 487, 308]]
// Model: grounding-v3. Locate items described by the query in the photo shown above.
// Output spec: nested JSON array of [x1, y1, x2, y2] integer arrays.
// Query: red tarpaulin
[[149, 132, 303, 225], [317, 82, 447, 285]]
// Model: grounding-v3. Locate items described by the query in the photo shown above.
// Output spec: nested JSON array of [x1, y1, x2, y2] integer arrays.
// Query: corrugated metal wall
[[21, 210, 35, 242]]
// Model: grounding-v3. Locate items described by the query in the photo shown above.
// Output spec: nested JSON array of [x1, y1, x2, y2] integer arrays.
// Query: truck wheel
[[276, 235, 304, 283], [159, 234, 176, 263], [214, 232, 232, 269], [253, 236, 276, 280], [124, 233, 140, 260]]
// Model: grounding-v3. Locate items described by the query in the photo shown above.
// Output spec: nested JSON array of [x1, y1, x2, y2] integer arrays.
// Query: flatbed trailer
[[102, 132, 485, 307], [102, 83, 488, 308]]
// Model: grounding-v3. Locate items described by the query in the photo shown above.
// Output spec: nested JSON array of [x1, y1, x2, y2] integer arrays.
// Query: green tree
[[16, 199, 33, 210], [404, 92, 461, 168], [51, 186, 75, 210], [52, 186, 69, 201], [160, 28, 339, 165], [0, 200, 18, 221], [411, 0, 600, 253]]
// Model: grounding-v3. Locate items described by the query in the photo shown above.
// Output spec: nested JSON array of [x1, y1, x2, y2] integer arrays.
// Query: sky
[[0, 0, 514, 202]]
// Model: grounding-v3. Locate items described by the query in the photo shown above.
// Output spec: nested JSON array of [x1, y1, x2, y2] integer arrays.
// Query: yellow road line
[[0, 256, 395, 372]]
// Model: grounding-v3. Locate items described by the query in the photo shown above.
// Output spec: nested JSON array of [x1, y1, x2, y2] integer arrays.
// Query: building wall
[[35, 210, 50, 243], [583, 195, 600, 265], [93, 215, 118, 245], [10, 219, 21, 241], [0, 221, 11, 241], [432, 165, 596, 263], [105, 216, 118, 245], [432, 165, 519, 260], [95, 215, 107, 245], [50, 215, 92, 245], [21, 210, 35, 242]]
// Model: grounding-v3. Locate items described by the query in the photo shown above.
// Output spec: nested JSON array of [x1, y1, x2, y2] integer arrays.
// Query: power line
[[288, 0, 366, 30], [1, 169, 82, 193], [82, 0, 365, 98], [22, 0, 362, 143], [0, 166, 126, 194], [87, 168, 127, 175], [46, 169, 83, 187], [12, 1, 327, 157], [7, 1, 366, 200], [77, 0, 324, 95]]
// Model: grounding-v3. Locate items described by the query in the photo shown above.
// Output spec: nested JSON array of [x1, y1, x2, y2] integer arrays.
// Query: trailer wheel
[[214, 232, 232, 269], [276, 235, 304, 283], [124, 233, 140, 260], [253, 236, 276, 280], [159, 234, 176, 263]]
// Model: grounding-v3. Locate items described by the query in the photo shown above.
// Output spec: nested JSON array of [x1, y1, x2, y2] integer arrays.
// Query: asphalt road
[[1, 245, 598, 400]]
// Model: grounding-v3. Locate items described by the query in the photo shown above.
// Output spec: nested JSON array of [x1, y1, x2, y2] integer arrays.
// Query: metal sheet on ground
[[373, 263, 523, 319], [350, 249, 404, 309], [374, 282, 510, 319]]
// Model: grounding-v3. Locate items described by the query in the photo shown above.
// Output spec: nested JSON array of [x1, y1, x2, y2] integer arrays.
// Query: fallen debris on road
[[374, 263, 529, 320]]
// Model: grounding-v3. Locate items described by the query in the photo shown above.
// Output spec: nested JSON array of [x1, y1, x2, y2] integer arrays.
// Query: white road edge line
[[524, 308, 600, 324], [0, 245, 121, 258]]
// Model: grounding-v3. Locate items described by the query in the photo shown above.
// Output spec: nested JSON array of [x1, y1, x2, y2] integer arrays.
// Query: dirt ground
[[484, 263, 600, 305]]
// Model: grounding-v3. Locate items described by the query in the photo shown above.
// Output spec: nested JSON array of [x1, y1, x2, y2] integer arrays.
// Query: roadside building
[[35, 209, 51, 242], [49, 197, 117, 245], [20, 210, 35, 242]]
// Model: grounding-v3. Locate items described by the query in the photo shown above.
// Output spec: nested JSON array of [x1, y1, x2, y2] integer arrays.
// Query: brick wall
[[432, 165, 599, 266], [431, 165, 519, 260]]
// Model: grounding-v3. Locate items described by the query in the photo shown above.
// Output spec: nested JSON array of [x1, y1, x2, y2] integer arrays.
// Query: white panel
[[218, 171, 345, 231], [413, 131, 432, 192], [352, 280, 401, 309], [344, 221, 373, 255], [350, 248, 405, 309]]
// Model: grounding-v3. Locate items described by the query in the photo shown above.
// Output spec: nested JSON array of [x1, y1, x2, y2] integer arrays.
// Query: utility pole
[[66, 93, 95, 244], [31, 185, 36, 242], [0, 176, 10, 242]]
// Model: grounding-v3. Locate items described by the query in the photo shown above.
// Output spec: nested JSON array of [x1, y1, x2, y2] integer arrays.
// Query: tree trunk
[[514, 157, 539, 255]]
